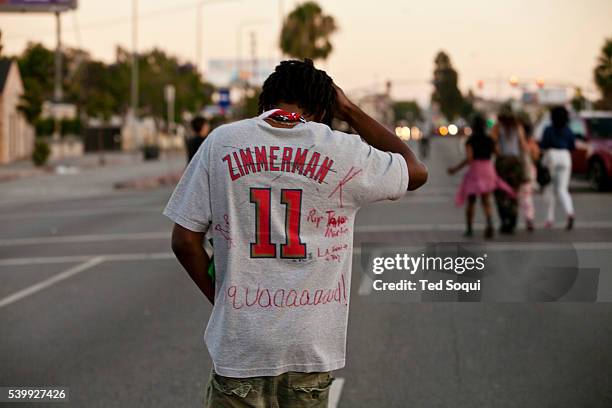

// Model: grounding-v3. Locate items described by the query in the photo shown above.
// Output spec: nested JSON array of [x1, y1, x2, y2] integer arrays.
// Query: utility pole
[[131, 0, 139, 148], [278, 0, 284, 59], [250, 30, 257, 86], [53, 11, 62, 141], [196, 2, 203, 74], [165, 85, 176, 133]]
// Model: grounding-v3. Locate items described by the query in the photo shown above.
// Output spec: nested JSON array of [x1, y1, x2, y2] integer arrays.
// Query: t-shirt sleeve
[[343, 134, 409, 206], [163, 141, 212, 233]]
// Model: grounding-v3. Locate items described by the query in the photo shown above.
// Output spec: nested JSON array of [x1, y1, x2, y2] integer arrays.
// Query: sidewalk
[[0, 151, 186, 207]]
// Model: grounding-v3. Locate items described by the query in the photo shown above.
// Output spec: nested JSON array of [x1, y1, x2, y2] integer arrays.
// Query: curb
[[113, 172, 183, 190]]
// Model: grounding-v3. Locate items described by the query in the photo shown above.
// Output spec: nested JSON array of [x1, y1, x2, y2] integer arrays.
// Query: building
[[0, 58, 34, 165], [357, 82, 395, 129]]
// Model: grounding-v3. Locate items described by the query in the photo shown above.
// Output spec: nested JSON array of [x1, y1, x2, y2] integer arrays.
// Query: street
[[1, 137, 611, 407]]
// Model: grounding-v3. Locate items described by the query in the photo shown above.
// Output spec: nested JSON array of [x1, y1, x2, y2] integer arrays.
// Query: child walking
[[448, 115, 516, 238], [518, 118, 540, 231]]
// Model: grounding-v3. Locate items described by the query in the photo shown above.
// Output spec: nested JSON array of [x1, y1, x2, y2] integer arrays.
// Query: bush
[[61, 118, 82, 136], [35, 118, 55, 137], [32, 139, 51, 167], [34, 118, 82, 137]]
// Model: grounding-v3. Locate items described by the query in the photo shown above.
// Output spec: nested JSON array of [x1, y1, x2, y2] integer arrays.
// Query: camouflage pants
[[205, 369, 334, 408]]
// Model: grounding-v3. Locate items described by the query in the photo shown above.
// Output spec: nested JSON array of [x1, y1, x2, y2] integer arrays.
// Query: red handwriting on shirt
[[306, 208, 324, 228], [323, 210, 349, 238], [225, 274, 348, 310], [214, 214, 232, 247], [328, 167, 362, 208], [325, 210, 347, 227], [317, 243, 349, 262]]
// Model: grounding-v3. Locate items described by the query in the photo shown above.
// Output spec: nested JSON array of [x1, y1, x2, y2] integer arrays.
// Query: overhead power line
[[5, 0, 233, 41]]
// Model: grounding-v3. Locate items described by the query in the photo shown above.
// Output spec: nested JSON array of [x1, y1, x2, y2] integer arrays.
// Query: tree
[[15, 42, 214, 129], [67, 60, 118, 120], [393, 101, 422, 123], [280, 1, 337, 61], [571, 87, 588, 112], [594, 37, 612, 109], [17, 43, 55, 124], [431, 51, 465, 121], [131, 48, 213, 121]]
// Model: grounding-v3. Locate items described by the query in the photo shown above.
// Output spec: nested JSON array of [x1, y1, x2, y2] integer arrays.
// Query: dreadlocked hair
[[258, 59, 336, 126]]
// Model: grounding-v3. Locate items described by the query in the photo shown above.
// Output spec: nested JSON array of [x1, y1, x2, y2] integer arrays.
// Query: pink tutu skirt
[[455, 159, 516, 206]]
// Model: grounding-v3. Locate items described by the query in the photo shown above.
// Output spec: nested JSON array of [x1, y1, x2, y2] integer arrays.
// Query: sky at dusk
[[1, 0, 611, 104]]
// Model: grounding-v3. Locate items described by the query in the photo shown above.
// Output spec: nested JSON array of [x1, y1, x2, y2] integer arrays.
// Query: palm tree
[[594, 37, 612, 109], [279, 1, 337, 61]]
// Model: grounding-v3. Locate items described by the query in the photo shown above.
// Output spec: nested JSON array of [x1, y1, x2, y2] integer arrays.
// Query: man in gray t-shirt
[[165, 59, 427, 407]]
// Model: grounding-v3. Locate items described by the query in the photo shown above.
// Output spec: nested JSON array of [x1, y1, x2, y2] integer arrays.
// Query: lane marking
[[0, 252, 175, 266], [328, 377, 345, 408], [1, 242, 611, 267], [0, 232, 168, 246], [0, 257, 105, 309], [0, 206, 163, 220], [355, 221, 612, 233], [355, 241, 612, 253], [358, 275, 374, 296], [2, 220, 612, 247]]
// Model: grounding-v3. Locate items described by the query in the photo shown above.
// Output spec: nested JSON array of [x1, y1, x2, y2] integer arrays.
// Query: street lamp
[[236, 19, 270, 84]]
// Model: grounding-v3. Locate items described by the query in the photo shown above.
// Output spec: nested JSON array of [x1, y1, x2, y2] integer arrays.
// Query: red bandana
[[267, 109, 306, 124]]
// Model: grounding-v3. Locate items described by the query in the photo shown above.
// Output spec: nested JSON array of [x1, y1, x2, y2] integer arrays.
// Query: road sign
[[218, 88, 231, 110]]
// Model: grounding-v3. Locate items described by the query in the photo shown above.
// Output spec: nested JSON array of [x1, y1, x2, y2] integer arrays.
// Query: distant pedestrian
[[419, 123, 431, 159], [448, 114, 515, 239], [491, 105, 528, 234], [185, 116, 210, 163], [518, 117, 540, 231], [540, 106, 576, 230]]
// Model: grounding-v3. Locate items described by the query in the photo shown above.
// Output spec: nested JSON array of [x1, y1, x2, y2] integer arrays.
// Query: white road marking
[[355, 220, 612, 233], [358, 275, 374, 296], [0, 257, 105, 309], [0, 231, 168, 246], [0, 206, 162, 220], [2, 220, 612, 247], [1, 241, 610, 267], [0, 252, 175, 266], [328, 377, 345, 408], [354, 241, 612, 254]]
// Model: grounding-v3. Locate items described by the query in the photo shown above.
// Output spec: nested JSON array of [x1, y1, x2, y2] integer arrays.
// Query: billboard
[[207, 58, 278, 88], [0, 0, 77, 12]]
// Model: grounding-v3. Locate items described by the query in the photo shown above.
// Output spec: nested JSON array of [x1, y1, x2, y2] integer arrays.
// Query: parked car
[[534, 110, 612, 191]]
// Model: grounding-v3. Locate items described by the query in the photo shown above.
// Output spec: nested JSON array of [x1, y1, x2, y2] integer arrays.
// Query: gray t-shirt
[[163, 113, 408, 378]]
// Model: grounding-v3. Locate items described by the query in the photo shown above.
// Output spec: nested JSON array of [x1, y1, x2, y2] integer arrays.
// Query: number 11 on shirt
[[250, 188, 307, 259]]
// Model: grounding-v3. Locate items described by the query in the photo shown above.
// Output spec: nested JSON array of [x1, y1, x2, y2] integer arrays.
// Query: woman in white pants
[[540, 106, 576, 230]]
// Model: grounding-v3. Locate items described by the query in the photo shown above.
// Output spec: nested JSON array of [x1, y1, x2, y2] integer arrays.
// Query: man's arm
[[171, 223, 214, 304], [333, 84, 428, 190]]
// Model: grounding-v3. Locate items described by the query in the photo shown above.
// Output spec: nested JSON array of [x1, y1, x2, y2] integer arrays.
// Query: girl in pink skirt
[[448, 115, 516, 238]]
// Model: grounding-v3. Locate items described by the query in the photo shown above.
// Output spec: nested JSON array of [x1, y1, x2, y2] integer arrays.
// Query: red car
[[535, 111, 612, 191]]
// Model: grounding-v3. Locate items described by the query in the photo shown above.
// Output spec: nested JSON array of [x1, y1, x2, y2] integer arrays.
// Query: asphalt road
[[1, 138, 611, 407]]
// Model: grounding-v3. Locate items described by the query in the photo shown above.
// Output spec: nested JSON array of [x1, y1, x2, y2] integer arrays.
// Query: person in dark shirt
[[540, 122, 575, 150], [185, 116, 210, 163], [448, 115, 515, 238], [539, 106, 576, 230]]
